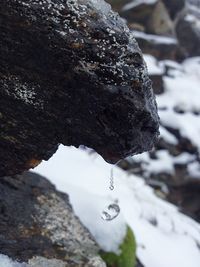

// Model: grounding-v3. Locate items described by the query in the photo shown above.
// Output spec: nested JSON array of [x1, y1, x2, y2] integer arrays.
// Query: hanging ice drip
[[101, 167, 120, 221]]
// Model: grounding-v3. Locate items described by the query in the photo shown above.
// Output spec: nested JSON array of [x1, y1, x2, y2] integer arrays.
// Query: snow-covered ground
[[0, 254, 27, 267], [34, 145, 200, 267], [138, 55, 200, 179], [146, 56, 200, 150]]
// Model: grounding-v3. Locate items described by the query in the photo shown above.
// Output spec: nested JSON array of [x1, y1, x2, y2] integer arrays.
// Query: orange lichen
[[26, 158, 42, 169]]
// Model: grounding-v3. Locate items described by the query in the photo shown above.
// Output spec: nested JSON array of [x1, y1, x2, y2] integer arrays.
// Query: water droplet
[[109, 168, 114, 191], [109, 185, 114, 191], [101, 203, 120, 221]]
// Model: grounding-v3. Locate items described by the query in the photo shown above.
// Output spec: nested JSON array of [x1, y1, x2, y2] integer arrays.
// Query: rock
[[121, 1, 173, 36], [176, 7, 200, 57], [136, 259, 145, 267], [121, 0, 158, 26], [0, 171, 106, 267], [150, 74, 165, 95], [106, 0, 130, 11], [168, 179, 200, 223], [147, 1, 174, 36], [134, 31, 181, 60], [0, 0, 159, 177], [162, 0, 185, 20]]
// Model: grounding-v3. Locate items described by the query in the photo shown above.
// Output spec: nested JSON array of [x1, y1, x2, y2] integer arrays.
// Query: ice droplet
[[101, 203, 120, 221]]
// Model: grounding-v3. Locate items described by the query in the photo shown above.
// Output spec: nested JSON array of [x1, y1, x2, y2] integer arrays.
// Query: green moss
[[100, 226, 136, 267]]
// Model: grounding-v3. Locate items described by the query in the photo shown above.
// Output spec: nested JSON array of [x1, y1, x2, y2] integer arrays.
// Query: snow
[[133, 55, 200, 178], [185, 13, 200, 28], [133, 150, 195, 176], [157, 59, 200, 113], [146, 56, 200, 153], [188, 161, 200, 178], [159, 125, 178, 145], [34, 145, 200, 267], [123, 0, 158, 11], [143, 55, 164, 75], [134, 30, 177, 44], [159, 110, 200, 153], [0, 255, 27, 267]]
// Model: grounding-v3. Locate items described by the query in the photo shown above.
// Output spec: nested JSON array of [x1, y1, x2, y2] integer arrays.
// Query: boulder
[[134, 31, 180, 60], [162, 0, 185, 20], [168, 179, 200, 223], [147, 1, 174, 36], [150, 74, 165, 95], [0, 171, 106, 267], [121, 0, 158, 26], [0, 0, 159, 177], [121, 1, 174, 36], [176, 10, 200, 57], [106, 0, 130, 11]]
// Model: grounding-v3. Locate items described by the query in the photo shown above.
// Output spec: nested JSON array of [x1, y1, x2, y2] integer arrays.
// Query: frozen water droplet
[[101, 203, 120, 221]]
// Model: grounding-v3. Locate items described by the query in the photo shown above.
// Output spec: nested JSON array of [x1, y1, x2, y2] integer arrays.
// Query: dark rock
[[168, 179, 200, 223], [120, 1, 157, 26], [147, 1, 174, 36], [106, 0, 130, 11], [121, 1, 173, 36], [0, 0, 159, 177], [150, 74, 165, 95], [163, 0, 186, 20], [134, 31, 180, 60], [0, 171, 106, 266], [136, 258, 145, 267], [176, 8, 200, 57]]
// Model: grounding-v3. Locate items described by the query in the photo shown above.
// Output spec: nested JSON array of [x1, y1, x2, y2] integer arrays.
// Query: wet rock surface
[[0, 0, 159, 177], [0, 171, 106, 267]]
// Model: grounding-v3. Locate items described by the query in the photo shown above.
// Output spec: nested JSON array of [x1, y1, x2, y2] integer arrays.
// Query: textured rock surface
[[0, 171, 106, 267], [0, 0, 159, 177]]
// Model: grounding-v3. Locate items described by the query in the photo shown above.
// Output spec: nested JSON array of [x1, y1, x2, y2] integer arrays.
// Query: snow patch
[[134, 31, 177, 44], [144, 54, 164, 75], [123, 0, 158, 11], [34, 146, 200, 267], [0, 255, 27, 267]]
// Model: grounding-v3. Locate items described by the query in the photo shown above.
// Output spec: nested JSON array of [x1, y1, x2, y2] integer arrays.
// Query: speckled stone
[[0, 172, 106, 267], [0, 0, 159, 176]]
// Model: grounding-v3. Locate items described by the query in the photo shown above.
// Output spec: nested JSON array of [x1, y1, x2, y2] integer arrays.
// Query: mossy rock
[[100, 226, 136, 267]]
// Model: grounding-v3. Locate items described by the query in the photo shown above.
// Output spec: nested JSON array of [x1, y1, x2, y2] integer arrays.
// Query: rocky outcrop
[[0, 0, 159, 177], [0, 171, 106, 266]]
